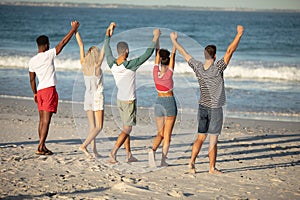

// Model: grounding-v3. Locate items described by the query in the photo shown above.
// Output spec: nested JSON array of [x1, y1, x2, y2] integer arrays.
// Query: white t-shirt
[[28, 48, 57, 91], [111, 63, 136, 101]]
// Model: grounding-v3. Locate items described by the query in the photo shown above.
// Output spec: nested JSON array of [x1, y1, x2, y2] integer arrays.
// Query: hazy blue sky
[[4, 0, 300, 10]]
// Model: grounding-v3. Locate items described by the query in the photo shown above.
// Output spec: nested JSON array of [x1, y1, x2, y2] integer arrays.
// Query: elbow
[[226, 47, 233, 54], [226, 48, 234, 57]]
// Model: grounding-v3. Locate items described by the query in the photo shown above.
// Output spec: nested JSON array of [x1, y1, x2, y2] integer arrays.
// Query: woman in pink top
[[149, 37, 177, 167]]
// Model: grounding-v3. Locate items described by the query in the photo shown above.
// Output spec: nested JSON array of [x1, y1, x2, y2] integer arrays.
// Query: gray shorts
[[117, 99, 137, 126], [154, 96, 177, 117], [197, 104, 223, 134]]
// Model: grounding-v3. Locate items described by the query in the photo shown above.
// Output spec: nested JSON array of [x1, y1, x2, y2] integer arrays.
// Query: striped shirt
[[188, 57, 227, 108]]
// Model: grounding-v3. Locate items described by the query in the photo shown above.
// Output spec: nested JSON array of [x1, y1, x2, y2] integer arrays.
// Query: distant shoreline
[[1, 1, 300, 13]]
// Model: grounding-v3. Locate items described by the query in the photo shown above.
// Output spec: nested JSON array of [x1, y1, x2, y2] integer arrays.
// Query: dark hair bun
[[159, 49, 170, 59]]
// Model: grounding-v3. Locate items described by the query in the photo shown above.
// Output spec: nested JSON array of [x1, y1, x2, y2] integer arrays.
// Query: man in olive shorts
[[104, 22, 161, 163], [170, 25, 244, 174]]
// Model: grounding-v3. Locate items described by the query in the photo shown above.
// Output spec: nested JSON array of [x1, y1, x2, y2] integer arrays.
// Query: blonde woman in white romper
[[75, 31, 105, 158]]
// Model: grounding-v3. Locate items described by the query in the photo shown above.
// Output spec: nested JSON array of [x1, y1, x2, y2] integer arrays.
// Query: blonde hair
[[82, 46, 101, 75], [82, 46, 101, 76]]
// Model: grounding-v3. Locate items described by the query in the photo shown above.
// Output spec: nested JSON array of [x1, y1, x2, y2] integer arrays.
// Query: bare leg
[[161, 116, 176, 167], [92, 110, 104, 158], [208, 134, 222, 174], [79, 111, 94, 157], [37, 111, 53, 154], [120, 126, 137, 162], [149, 117, 164, 167], [188, 133, 207, 173], [152, 117, 165, 151], [108, 129, 129, 164], [79, 110, 103, 157]]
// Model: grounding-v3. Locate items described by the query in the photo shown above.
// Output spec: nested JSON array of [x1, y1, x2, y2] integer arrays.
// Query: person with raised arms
[[75, 28, 105, 158], [148, 36, 177, 167], [170, 25, 244, 174], [29, 20, 80, 155], [104, 22, 161, 163]]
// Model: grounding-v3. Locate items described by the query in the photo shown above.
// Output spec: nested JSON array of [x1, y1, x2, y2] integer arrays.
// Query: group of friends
[[28, 21, 244, 174]]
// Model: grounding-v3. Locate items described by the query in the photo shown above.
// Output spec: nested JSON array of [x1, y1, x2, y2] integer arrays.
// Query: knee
[[40, 118, 50, 126], [158, 131, 164, 138], [95, 126, 102, 133], [196, 134, 207, 143]]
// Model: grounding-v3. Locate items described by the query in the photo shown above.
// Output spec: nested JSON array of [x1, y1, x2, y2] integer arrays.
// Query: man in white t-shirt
[[28, 20, 79, 155]]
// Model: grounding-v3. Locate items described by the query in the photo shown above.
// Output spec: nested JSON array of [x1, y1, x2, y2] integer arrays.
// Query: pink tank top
[[153, 65, 174, 92]]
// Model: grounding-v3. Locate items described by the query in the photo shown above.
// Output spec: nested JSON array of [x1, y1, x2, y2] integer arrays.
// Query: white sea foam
[[1, 55, 300, 81], [226, 65, 300, 81]]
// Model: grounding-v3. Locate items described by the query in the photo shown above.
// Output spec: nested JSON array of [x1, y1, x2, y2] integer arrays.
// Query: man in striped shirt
[[170, 25, 244, 174]]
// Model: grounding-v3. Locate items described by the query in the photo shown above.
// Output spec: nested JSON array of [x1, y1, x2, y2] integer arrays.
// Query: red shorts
[[37, 86, 58, 113]]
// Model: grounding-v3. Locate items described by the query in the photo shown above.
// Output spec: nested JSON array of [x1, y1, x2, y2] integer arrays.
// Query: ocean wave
[[1, 55, 300, 81]]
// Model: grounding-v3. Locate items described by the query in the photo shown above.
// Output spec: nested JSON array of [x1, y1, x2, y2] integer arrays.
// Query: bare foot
[[126, 154, 138, 163], [107, 152, 118, 164], [79, 146, 92, 158], [93, 152, 101, 158], [148, 149, 156, 168], [160, 160, 169, 167], [209, 168, 223, 174], [188, 163, 196, 174]]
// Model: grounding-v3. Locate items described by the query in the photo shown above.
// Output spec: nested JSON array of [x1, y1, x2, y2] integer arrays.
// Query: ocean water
[[0, 4, 300, 122]]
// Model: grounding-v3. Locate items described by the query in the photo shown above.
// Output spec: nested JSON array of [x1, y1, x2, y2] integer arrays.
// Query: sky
[[3, 0, 300, 11]]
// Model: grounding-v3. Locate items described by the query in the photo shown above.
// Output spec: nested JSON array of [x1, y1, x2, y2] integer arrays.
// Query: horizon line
[[1, 1, 300, 13]]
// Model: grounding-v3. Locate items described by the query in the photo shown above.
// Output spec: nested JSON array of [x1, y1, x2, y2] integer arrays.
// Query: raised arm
[[170, 32, 192, 62], [126, 28, 161, 71], [56, 20, 79, 55], [75, 31, 85, 64], [169, 45, 177, 70], [155, 37, 160, 65], [97, 46, 105, 67], [104, 22, 117, 68], [223, 25, 244, 65]]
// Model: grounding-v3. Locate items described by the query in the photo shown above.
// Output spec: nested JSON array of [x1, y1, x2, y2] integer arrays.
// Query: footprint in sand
[[112, 182, 151, 194], [167, 189, 185, 198]]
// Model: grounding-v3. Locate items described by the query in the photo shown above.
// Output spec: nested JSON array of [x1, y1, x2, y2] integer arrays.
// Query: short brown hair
[[117, 41, 128, 55], [204, 45, 216, 59]]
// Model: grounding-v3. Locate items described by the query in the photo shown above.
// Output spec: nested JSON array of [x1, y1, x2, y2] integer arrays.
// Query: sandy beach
[[0, 96, 299, 199]]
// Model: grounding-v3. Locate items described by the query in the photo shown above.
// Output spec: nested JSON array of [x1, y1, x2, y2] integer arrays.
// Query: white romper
[[83, 67, 104, 111]]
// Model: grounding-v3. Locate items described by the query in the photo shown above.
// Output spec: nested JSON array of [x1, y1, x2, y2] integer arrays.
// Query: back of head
[[159, 49, 170, 65], [36, 35, 49, 47], [204, 45, 217, 60], [82, 46, 101, 68], [117, 41, 128, 56]]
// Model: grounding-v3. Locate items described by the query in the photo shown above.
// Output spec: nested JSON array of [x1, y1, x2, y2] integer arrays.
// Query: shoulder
[[167, 67, 174, 73], [40, 48, 56, 58], [48, 48, 57, 56], [188, 57, 203, 67], [215, 57, 227, 71]]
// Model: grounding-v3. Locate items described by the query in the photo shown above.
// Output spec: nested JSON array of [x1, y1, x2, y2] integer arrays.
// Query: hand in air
[[107, 22, 116, 37], [153, 28, 161, 37], [237, 25, 244, 36], [170, 32, 178, 41], [71, 20, 80, 30]]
